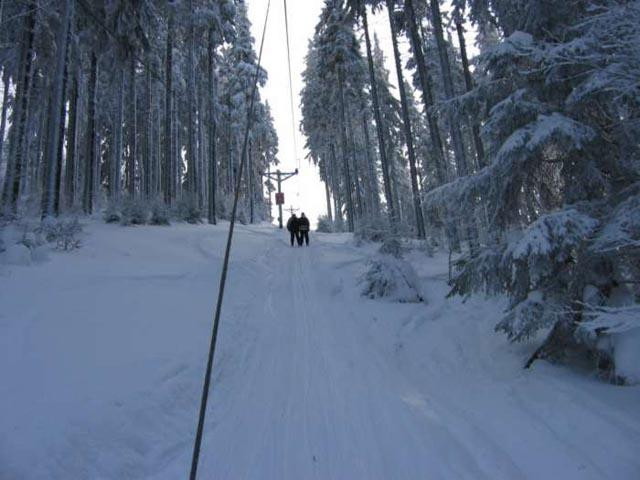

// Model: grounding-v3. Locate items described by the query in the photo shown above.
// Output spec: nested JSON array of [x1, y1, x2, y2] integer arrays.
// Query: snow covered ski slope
[[1, 221, 639, 479]]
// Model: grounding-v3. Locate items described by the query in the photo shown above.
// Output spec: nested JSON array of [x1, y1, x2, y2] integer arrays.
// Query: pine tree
[[41, 0, 73, 218], [386, 0, 425, 238], [347, 0, 395, 222], [425, 0, 640, 377]]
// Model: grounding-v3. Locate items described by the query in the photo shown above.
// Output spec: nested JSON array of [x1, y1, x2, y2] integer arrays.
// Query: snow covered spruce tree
[[302, 0, 430, 239], [0, 0, 278, 225], [424, 0, 640, 379], [347, 0, 396, 223], [302, 1, 382, 234]]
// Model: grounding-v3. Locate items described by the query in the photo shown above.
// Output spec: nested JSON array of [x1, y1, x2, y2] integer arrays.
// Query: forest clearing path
[[200, 230, 459, 479]]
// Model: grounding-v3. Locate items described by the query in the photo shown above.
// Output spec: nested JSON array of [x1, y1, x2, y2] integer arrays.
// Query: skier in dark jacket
[[298, 213, 310, 246], [286, 213, 299, 246]]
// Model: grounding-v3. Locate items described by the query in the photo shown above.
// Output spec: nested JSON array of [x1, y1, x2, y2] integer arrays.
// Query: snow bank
[[615, 328, 640, 385], [1, 243, 32, 266]]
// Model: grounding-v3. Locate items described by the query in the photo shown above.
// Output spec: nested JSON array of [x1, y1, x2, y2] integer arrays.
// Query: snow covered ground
[[1, 220, 639, 479]]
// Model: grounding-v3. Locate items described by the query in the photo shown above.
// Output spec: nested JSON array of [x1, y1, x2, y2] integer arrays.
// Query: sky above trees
[[247, 0, 400, 225], [247, 0, 476, 225]]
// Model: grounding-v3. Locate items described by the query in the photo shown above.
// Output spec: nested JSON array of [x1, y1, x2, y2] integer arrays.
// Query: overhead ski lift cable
[[188, 1, 271, 478], [283, 0, 301, 198]]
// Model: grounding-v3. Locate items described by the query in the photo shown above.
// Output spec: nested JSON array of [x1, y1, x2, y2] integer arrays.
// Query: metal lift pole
[[277, 170, 283, 228], [266, 168, 298, 228]]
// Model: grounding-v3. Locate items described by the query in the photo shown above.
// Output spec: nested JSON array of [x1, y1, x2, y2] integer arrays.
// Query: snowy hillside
[[2, 222, 639, 479]]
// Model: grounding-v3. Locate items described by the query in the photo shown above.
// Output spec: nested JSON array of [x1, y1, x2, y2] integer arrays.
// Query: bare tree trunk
[[0, 73, 10, 188], [83, 52, 97, 214], [185, 0, 197, 197], [41, 0, 72, 218], [347, 111, 363, 220], [225, 98, 232, 195], [430, 0, 478, 253], [155, 103, 161, 195], [2, 0, 36, 215], [197, 77, 205, 208], [429, 0, 469, 177], [53, 52, 70, 216], [207, 29, 217, 225], [322, 160, 333, 222], [361, 109, 380, 215], [174, 90, 181, 198], [22, 66, 39, 199], [388, 150, 402, 222], [111, 67, 125, 201], [127, 56, 137, 196], [248, 140, 254, 223], [151, 102, 159, 197], [65, 71, 79, 208], [455, 16, 485, 169], [361, 5, 395, 221], [386, 0, 425, 238], [164, 11, 173, 205], [330, 142, 342, 226], [337, 68, 355, 232], [143, 58, 152, 198], [404, 0, 447, 184]]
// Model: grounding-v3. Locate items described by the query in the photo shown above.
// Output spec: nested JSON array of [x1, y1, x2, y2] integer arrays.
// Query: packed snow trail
[[1, 221, 639, 479], [202, 233, 471, 479]]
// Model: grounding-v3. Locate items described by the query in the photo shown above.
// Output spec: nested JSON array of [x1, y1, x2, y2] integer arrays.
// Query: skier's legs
[[290, 232, 296, 246], [303, 231, 309, 246], [297, 232, 303, 246]]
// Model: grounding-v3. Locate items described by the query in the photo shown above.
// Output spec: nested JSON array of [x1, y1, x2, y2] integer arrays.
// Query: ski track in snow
[[1, 221, 639, 480]]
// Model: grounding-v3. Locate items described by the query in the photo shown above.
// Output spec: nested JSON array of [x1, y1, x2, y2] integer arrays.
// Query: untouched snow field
[[1, 221, 639, 479]]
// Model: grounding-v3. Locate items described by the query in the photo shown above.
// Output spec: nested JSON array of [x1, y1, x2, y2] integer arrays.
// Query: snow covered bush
[[39, 217, 82, 251], [2, 243, 32, 266], [489, 209, 599, 341], [216, 195, 229, 220], [418, 238, 436, 258], [103, 201, 123, 224], [354, 216, 391, 243], [174, 195, 202, 224], [0, 220, 6, 253], [17, 230, 40, 251], [360, 255, 424, 303], [357, 234, 422, 303], [378, 237, 404, 258], [316, 215, 334, 233], [119, 197, 149, 226], [149, 200, 171, 226], [104, 198, 156, 226], [575, 304, 640, 384], [236, 203, 249, 225]]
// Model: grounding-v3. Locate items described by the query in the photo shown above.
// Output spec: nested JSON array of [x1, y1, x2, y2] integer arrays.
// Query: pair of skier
[[286, 213, 310, 246]]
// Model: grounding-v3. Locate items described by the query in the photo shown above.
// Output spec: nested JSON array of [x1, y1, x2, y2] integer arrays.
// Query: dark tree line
[[0, 0, 279, 224]]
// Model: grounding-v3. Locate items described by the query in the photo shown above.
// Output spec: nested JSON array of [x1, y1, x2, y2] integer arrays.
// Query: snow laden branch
[[424, 112, 596, 227], [420, 1, 640, 379]]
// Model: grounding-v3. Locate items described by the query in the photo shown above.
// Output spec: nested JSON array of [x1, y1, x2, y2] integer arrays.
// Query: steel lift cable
[[283, 0, 301, 196], [188, 1, 271, 478]]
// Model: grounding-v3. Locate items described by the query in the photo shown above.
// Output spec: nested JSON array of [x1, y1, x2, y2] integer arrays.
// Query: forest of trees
[[0, 0, 278, 226], [301, 0, 639, 379]]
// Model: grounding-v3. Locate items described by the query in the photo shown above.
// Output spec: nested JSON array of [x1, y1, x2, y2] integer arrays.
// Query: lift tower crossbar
[[265, 168, 298, 228]]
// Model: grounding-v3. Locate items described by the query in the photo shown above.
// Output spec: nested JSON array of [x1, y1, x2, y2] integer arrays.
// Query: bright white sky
[[247, 0, 470, 227]]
